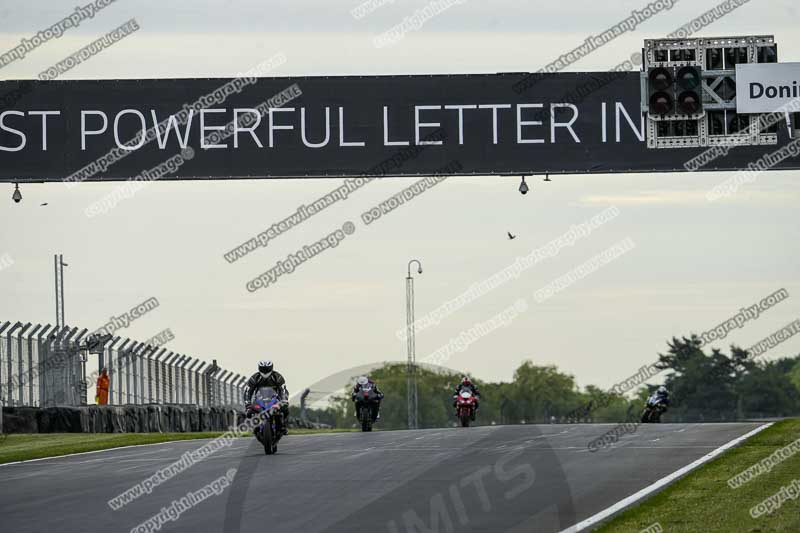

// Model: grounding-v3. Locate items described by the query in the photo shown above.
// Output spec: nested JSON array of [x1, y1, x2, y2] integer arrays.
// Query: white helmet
[[657, 386, 668, 395], [357, 376, 369, 386], [258, 360, 273, 378]]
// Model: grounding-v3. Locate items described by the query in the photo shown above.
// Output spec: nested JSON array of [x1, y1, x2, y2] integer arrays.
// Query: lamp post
[[406, 259, 423, 430]]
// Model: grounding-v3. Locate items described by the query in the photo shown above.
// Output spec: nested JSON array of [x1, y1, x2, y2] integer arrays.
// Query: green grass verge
[[0, 428, 355, 465], [596, 419, 800, 533]]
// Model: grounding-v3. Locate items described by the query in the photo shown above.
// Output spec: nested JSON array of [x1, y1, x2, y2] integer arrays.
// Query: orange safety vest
[[96, 374, 110, 405]]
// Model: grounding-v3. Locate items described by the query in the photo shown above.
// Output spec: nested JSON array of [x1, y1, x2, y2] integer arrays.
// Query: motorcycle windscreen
[[255, 387, 277, 401]]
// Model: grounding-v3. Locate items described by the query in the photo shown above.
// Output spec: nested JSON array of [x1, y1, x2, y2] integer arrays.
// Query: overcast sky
[[1, 0, 799, 398]]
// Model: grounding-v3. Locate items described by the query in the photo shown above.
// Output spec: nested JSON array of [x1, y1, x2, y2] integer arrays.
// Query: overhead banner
[[736, 62, 800, 113], [1, 73, 799, 182]]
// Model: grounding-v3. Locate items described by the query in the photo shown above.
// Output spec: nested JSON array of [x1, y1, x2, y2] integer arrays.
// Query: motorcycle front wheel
[[263, 423, 275, 455], [360, 407, 372, 432]]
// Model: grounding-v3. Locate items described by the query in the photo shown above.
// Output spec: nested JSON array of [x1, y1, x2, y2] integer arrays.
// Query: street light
[[406, 259, 423, 430], [519, 176, 529, 195], [12, 183, 21, 203]]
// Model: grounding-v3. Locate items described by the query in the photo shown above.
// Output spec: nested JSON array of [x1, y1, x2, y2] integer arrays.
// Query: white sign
[[736, 63, 800, 113]]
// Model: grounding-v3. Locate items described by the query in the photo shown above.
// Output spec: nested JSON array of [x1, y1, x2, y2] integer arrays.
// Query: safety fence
[[0, 321, 247, 408]]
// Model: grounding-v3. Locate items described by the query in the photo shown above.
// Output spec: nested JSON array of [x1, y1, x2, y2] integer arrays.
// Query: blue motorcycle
[[247, 386, 284, 454]]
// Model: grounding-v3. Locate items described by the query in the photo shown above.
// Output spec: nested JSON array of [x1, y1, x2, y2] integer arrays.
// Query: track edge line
[[557, 422, 775, 533]]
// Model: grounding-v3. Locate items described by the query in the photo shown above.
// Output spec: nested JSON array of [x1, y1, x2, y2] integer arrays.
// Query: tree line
[[302, 335, 800, 429]]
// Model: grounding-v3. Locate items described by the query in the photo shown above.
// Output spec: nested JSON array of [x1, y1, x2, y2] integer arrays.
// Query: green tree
[[736, 359, 800, 418]]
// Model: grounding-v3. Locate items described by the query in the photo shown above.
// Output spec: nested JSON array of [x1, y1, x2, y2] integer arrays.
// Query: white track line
[[558, 422, 774, 533]]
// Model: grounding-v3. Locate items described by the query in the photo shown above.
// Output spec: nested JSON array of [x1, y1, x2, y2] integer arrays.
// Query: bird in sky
[[40, 203, 48, 206], [507, 232, 516, 240]]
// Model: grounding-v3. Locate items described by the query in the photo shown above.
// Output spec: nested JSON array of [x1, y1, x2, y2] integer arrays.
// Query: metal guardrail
[[0, 321, 247, 407]]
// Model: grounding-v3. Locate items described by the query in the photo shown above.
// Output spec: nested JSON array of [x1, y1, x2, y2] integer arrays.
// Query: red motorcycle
[[455, 390, 477, 427]]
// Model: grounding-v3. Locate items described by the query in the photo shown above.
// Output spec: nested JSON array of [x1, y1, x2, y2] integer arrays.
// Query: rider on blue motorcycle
[[243, 360, 290, 435]]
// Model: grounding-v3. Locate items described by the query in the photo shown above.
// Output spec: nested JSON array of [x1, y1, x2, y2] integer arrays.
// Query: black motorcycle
[[640, 394, 667, 423], [354, 384, 381, 432]]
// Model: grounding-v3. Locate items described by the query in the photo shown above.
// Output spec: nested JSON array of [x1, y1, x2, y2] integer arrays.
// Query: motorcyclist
[[351, 375, 384, 421], [653, 385, 670, 408], [243, 360, 290, 435], [453, 376, 480, 419]]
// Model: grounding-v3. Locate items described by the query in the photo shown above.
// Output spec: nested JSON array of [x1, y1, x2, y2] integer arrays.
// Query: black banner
[[1, 73, 798, 182]]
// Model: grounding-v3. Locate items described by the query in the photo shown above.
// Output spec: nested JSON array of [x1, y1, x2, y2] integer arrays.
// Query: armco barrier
[[1, 405, 328, 434], [2, 405, 240, 433]]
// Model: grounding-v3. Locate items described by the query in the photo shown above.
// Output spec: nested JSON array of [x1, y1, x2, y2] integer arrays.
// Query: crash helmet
[[258, 360, 273, 378], [357, 376, 369, 386], [462, 376, 471, 386], [657, 385, 668, 395]]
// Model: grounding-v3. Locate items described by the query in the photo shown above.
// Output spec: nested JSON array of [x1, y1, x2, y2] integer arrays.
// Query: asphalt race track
[[0, 423, 764, 532]]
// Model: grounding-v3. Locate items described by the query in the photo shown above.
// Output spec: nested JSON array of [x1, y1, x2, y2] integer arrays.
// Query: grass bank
[[597, 419, 800, 532]]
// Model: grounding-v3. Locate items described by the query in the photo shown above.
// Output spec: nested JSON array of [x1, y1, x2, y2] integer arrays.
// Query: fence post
[[0, 321, 12, 430], [224, 371, 234, 405], [136, 343, 147, 405], [15, 323, 32, 405], [186, 358, 195, 405], [180, 356, 190, 404], [55, 326, 70, 405], [24, 325, 40, 406], [31, 325, 51, 407], [38, 326, 55, 406], [105, 337, 120, 405], [238, 376, 247, 407], [171, 354, 180, 404], [3, 322, 21, 406], [123, 339, 135, 405], [204, 360, 219, 406], [163, 352, 175, 403], [161, 351, 172, 403], [217, 370, 227, 406], [138, 344, 149, 405], [179, 354, 189, 403], [178, 355, 189, 403], [73, 328, 88, 406], [195, 362, 205, 406], [175, 355, 183, 403], [143, 346, 152, 403], [153, 348, 166, 403], [125, 341, 138, 405], [115, 339, 131, 405]]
